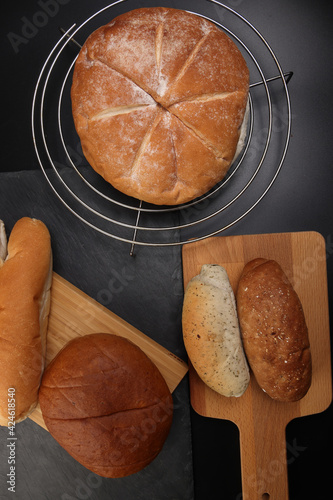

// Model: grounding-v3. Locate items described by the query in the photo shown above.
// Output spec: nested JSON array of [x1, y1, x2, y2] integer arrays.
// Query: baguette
[[236, 258, 312, 402], [182, 264, 250, 397], [0, 218, 52, 425]]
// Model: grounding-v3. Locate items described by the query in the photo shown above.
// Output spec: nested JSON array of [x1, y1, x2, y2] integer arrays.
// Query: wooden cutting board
[[29, 273, 188, 430], [182, 232, 332, 500]]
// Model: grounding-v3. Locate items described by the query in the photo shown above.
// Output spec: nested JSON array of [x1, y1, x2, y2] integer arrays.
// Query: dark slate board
[[0, 169, 193, 500]]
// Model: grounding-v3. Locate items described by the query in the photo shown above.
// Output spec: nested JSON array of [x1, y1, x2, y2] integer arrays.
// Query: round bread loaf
[[38, 333, 173, 477], [71, 7, 249, 205]]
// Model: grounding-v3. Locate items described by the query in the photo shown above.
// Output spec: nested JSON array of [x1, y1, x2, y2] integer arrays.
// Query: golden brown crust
[[0, 218, 52, 425], [71, 7, 249, 205], [236, 259, 312, 402], [39, 333, 173, 478]]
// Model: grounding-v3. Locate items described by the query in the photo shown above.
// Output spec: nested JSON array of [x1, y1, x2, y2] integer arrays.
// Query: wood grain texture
[[182, 232, 332, 500], [29, 273, 188, 430]]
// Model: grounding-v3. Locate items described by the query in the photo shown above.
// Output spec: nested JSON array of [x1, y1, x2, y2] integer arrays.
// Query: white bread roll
[[0, 218, 52, 425], [182, 264, 249, 397]]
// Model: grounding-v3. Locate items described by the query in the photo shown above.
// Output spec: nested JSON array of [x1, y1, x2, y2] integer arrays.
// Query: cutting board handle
[[239, 421, 289, 500]]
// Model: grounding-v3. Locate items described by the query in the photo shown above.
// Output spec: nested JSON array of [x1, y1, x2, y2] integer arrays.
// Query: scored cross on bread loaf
[[71, 7, 249, 205]]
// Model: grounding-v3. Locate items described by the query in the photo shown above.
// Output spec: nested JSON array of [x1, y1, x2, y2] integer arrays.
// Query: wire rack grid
[[31, 0, 292, 254]]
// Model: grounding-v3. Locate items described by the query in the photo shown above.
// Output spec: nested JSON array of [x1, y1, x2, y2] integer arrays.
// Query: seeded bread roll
[[71, 7, 249, 205], [237, 258, 312, 402], [0, 218, 52, 425], [39, 333, 173, 478], [182, 264, 250, 397]]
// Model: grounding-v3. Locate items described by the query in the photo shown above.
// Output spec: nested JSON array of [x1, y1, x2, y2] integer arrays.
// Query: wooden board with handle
[[29, 273, 188, 430], [182, 232, 332, 500]]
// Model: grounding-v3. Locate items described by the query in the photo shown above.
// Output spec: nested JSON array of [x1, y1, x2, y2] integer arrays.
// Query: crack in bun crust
[[38, 333, 173, 478], [71, 7, 249, 205]]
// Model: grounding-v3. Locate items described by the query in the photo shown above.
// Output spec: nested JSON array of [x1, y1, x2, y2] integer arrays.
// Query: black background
[[1, 1, 333, 499]]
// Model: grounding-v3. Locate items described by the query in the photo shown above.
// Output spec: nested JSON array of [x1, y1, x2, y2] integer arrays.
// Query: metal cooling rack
[[31, 0, 292, 255]]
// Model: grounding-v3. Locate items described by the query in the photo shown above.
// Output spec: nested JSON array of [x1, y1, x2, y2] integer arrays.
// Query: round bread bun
[[38, 333, 173, 478], [71, 7, 249, 205]]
